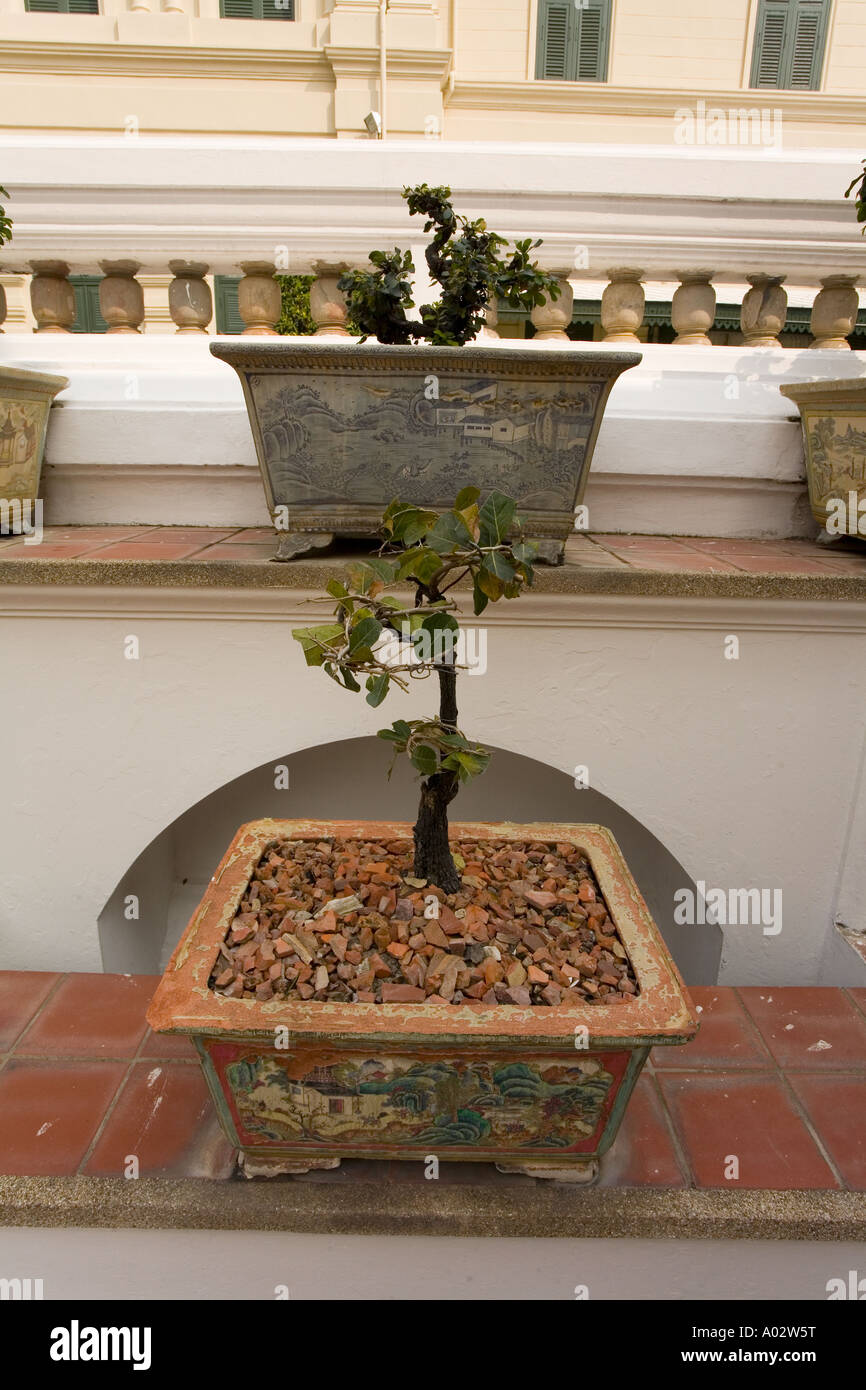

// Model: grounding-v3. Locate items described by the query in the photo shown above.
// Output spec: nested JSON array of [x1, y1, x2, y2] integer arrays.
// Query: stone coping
[[1, 1174, 864, 1243], [1, 530, 866, 601]]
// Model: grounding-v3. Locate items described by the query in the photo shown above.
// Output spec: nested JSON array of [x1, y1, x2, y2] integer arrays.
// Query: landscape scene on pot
[[222, 1051, 619, 1151]]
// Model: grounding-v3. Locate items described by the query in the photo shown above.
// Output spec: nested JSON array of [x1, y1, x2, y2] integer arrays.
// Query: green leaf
[[483, 550, 517, 583], [477, 566, 504, 602], [365, 672, 391, 708], [326, 578, 349, 600], [478, 490, 516, 547], [427, 509, 475, 556], [454, 486, 481, 511], [396, 546, 444, 586], [292, 623, 344, 667], [377, 718, 411, 744], [472, 575, 489, 616], [382, 502, 438, 547], [348, 615, 382, 655], [410, 744, 439, 778], [442, 747, 491, 782]]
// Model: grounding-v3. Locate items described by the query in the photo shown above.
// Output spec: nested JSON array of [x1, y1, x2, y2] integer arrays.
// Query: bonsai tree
[[0, 186, 11, 248], [292, 488, 536, 893], [845, 159, 865, 232], [338, 184, 561, 347]]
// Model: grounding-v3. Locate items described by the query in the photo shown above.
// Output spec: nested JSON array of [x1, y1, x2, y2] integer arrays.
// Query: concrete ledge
[[2, 555, 866, 603], [2, 1174, 865, 1242]]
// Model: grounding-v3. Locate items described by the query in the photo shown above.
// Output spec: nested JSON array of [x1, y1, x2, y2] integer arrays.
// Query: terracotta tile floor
[[0, 527, 865, 576], [0, 975, 864, 1189]]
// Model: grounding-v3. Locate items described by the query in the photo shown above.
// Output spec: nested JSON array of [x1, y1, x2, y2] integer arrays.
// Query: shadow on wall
[[98, 736, 721, 986]]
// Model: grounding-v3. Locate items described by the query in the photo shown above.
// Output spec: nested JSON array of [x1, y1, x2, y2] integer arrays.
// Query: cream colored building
[[0, 0, 863, 145]]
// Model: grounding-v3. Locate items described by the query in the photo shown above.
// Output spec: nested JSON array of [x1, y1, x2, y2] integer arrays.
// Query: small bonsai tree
[[0, 186, 12, 248], [338, 184, 561, 347], [292, 488, 535, 893], [845, 159, 866, 232]]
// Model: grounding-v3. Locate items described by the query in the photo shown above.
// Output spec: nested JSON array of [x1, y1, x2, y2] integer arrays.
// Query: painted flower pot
[[147, 819, 697, 1183], [0, 366, 68, 532], [209, 341, 640, 563], [780, 379, 866, 537]]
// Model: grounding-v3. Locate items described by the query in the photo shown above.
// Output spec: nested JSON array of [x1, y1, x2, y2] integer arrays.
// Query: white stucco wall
[[1, 584, 864, 987]]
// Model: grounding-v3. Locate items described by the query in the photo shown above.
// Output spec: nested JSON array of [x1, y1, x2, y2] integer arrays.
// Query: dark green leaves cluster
[[845, 160, 866, 232], [0, 187, 12, 248], [378, 718, 490, 784], [338, 184, 560, 347]]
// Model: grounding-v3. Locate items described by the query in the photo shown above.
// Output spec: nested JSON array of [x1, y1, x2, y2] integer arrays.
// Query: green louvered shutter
[[70, 276, 109, 334], [220, 0, 295, 16], [214, 276, 244, 334], [26, 0, 100, 11], [536, 0, 610, 82], [751, 0, 829, 90]]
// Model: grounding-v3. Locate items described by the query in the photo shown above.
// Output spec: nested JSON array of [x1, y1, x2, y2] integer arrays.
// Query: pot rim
[[780, 378, 866, 405], [209, 340, 643, 372], [0, 365, 70, 395], [146, 819, 697, 1049]]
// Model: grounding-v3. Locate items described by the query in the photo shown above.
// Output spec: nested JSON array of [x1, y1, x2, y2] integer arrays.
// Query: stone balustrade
[[1, 134, 863, 344], [1, 257, 862, 347]]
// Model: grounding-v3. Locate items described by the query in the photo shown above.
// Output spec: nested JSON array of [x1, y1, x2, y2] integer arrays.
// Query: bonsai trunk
[[413, 663, 461, 894]]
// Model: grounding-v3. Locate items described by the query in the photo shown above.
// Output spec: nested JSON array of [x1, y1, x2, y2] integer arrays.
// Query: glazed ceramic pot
[[209, 341, 640, 563], [147, 819, 697, 1183], [0, 366, 68, 530], [780, 379, 866, 536]]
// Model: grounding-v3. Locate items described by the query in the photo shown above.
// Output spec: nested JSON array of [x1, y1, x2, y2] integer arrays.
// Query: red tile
[[652, 986, 771, 1069], [121, 528, 238, 544], [0, 972, 61, 1051], [0, 1060, 125, 1175], [658, 1072, 838, 1189], [598, 1074, 687, 1187], [138, 1028, 197, 1060], [787, 1074, 866, 1190], [231, 527, 278, 542], [848, 989, 866, 1019], [84, 1061, 235, 1179], [738, 988, 866, 1070], [81, 542, 208, 560], [19, 973, 153, 1058], [39, 527, 156, 543], [0, 542, 115, 559]]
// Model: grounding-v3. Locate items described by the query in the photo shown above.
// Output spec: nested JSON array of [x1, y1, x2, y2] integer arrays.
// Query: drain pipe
[[379, 0, 388, 139], [446, 0, 458, 105]]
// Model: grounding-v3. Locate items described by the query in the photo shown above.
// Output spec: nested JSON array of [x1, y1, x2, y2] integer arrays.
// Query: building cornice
[[448, 79, 866, 125], [0, 39, 330, 82]]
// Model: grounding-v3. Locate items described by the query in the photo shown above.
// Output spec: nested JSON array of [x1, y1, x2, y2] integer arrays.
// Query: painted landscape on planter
[[807, 413, 866, 512], [219, 1049, 619, 1152], [253, 371, 604, 511], [0, 397, 43, 501]]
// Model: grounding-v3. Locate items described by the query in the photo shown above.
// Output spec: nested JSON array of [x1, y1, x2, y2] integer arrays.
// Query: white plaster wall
[[3, 1226, 866, 1301], [1, 586, 864, 987]]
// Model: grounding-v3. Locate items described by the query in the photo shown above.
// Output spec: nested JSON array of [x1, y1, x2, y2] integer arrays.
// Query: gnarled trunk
[[413, 662, 461, 894]]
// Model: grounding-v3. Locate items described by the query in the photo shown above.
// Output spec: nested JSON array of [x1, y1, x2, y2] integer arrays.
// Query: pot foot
[[239, 1153, 342, 1179], [531, 538, 566, 566], [273, 531, 335, 562], [495, 1157, 599, 1184]]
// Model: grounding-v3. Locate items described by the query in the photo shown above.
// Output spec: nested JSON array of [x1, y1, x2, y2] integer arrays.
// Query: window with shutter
[[219, 0, 295, 17], [750, 0, 829, 90], [214, 277, 245, 335], [25, 0, 100, 11], [69, 276, 108, 335], [535, 0, 610, 82]]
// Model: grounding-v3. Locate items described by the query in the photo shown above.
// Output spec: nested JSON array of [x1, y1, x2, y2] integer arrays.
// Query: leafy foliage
[[291, 487, 536, 787], [276, 275, 316, 335], [845, 160, 866, 233], [338, 185, 560, 347], [0, 187, 12, 248]]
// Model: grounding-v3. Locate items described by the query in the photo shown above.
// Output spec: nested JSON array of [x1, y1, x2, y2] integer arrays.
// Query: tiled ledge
[[1, 529, 866, 601], [1, 973, 865, 1239]]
